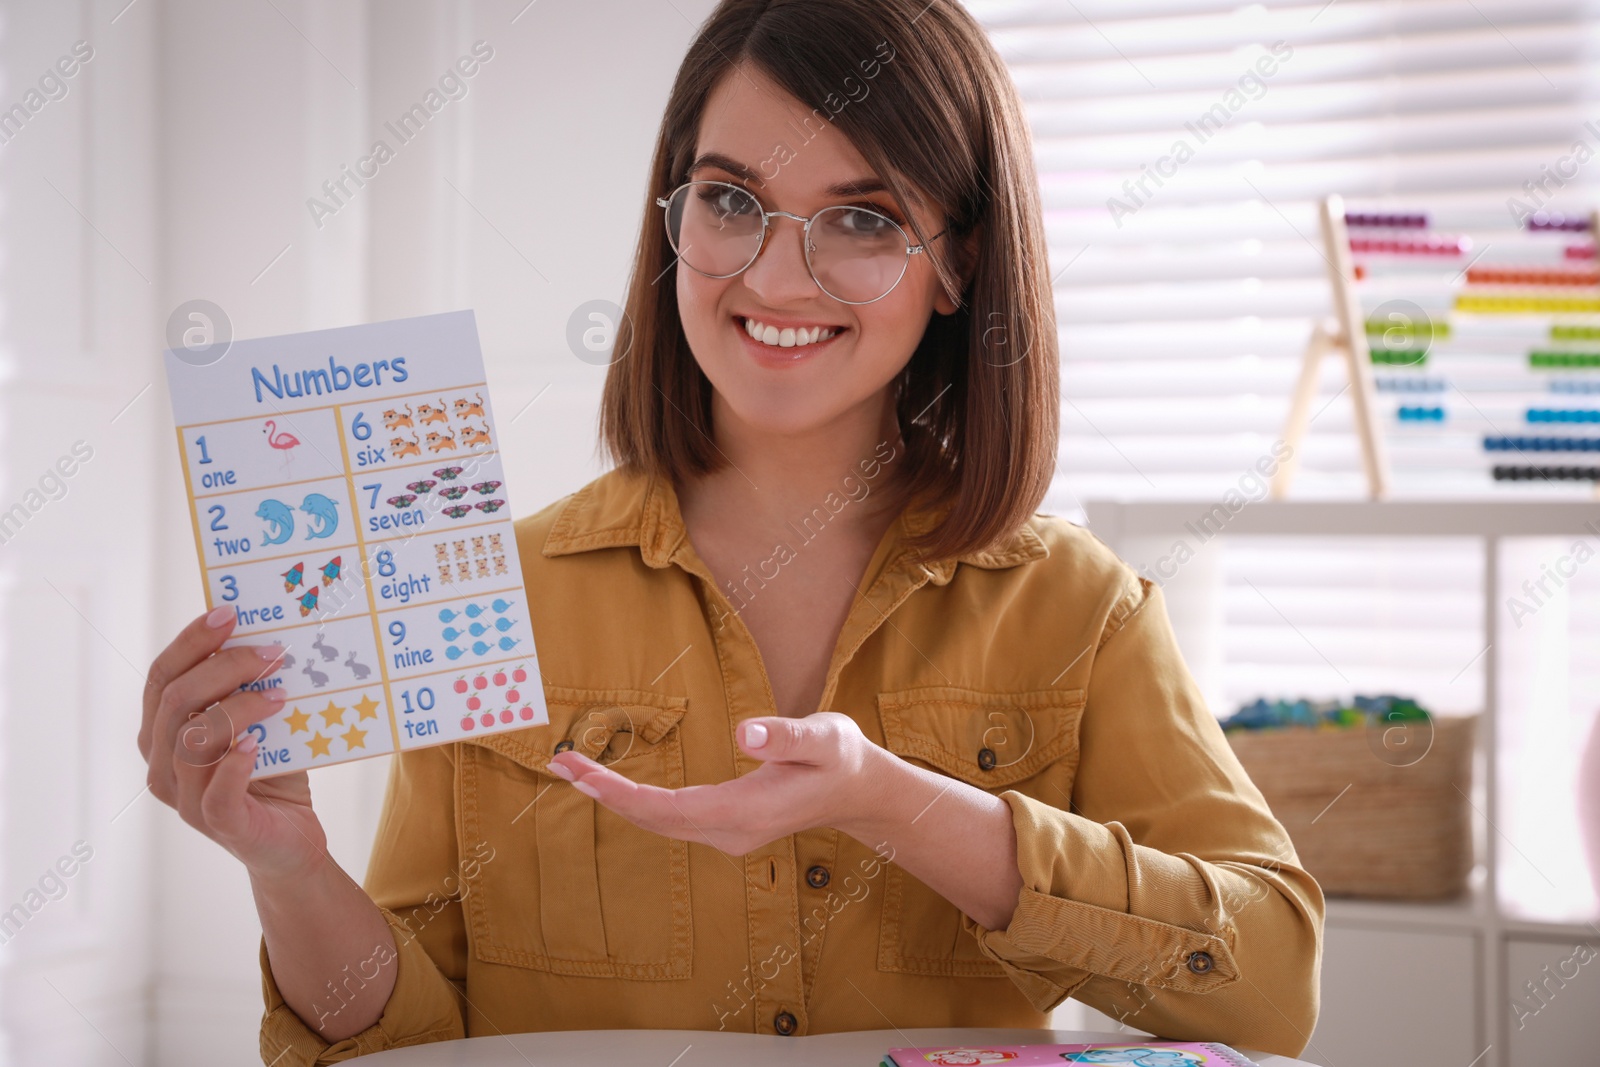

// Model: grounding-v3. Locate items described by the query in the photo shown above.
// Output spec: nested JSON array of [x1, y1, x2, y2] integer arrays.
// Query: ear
[[932, 225, 981, 316]]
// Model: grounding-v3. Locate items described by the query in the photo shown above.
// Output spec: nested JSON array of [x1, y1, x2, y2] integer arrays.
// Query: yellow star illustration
[[306, 732, 333, 758], [284, 707, 311, 734], [341, 725, 368, 751], [318, 700, 347, 728], [352, 694, 381, 721]]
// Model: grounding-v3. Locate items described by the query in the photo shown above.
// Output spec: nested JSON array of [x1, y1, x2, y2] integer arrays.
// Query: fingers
[[737, 714, 843, 764], [170, 687, 283, 831], [174, 687, 287, 773], [149, 646, 286, 805], [170, 689, 285, 833], [548, 753, 773, 853], [140, 607, 240, 758], [141, 606, 237, 758], [197, 730, 259, 843]]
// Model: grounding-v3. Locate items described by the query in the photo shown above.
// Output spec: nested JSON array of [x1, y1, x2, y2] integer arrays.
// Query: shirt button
[[977, 747, 997, 771], [553, 739, 574, 754], [1187, 950, 1214, 974], [805, 865, 830, 889], [774, 1010, 797, 1036]]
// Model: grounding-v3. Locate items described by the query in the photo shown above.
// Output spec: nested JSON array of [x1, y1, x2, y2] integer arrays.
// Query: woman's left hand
[[546, 711, 888, 855]]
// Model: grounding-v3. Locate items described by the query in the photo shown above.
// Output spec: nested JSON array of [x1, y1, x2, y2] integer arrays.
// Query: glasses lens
[[808, 206, 910, 303], [665, 182, 765, 278]]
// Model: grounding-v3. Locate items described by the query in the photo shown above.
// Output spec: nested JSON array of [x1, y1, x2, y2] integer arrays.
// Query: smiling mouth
[[735, 315, 848, 350]]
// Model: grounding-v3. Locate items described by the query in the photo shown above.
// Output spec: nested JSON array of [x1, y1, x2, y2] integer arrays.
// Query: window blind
[[964, 0, 1600, 505]]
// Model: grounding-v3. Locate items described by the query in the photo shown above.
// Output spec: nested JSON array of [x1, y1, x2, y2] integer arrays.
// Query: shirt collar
[[541, 467, 1048, 583]]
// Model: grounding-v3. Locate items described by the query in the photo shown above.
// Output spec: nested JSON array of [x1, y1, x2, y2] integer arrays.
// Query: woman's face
[[674, 63, 960, 441]]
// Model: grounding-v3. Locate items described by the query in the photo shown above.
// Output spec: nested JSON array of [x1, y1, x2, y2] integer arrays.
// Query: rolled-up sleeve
[[959, 575, 1325, 1058], [258, 744, 470, 1065]]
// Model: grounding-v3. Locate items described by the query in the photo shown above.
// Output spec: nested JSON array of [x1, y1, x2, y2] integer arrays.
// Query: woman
[[139, 0, 1324, 1061]]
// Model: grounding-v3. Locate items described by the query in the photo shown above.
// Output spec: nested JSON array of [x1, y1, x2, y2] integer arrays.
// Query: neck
[[680, 389, 908, 538]]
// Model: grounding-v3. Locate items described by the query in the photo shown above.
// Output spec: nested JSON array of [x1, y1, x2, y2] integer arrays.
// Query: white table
[[358, 1027, 1322, 1065]]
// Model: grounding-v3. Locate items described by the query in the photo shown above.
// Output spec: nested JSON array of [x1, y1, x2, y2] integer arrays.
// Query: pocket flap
[[877, 686, 1086, 788], [463, 685, 688, 778]]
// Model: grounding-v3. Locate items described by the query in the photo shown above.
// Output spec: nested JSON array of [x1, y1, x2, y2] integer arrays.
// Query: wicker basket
[[1225, 714, 1477, 900]]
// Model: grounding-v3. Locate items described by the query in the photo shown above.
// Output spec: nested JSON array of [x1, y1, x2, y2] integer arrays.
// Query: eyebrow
[[687, 152, 892, 199]]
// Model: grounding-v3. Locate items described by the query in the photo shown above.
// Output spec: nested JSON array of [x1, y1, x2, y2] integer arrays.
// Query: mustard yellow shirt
[[258, 466, 1324, 1063]]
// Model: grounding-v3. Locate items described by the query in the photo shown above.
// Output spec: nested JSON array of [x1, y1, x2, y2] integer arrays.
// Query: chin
[[714, 384, 849, 439]]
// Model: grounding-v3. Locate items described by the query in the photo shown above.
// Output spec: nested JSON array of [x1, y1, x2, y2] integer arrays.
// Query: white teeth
[[742, 318, 837, 349]]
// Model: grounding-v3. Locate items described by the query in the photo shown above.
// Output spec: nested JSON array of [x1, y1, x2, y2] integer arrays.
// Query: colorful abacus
[[1276, 196, 1600, 496]]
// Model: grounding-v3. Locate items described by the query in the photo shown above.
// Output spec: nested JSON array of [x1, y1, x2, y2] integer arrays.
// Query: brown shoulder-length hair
[[599, 0, 1058, 561]]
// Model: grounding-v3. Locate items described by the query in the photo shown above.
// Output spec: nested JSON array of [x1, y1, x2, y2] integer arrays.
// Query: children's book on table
[[882, 1040, 1260, 1066]]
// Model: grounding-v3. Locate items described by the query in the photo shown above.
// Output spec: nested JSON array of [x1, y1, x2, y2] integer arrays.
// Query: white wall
[[0, 0, 716, 1062]]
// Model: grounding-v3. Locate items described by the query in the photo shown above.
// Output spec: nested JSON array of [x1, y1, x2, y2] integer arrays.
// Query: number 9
[[389, 621, 406, 645]]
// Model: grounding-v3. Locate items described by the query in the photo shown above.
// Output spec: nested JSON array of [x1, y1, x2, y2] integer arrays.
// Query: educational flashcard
[[162, 309, 548, 779]]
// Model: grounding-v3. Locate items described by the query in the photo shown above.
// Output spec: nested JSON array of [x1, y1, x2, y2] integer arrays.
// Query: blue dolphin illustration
[[256, 499, 295, 546], [300, 492, 339, 539]]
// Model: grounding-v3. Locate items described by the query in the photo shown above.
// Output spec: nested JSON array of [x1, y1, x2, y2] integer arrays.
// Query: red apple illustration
[[466, 695, 481, 712], [505, 687, 520, 703], [499, 708, 514, 724], [460, 716, 475, 731], [479, 712, 494, 728], [453, 677, 469, 694], [519, 705, 534, 721], [473, 673, 488, 691], [493, 670, 507, 686], [512, 665, 528, 683]]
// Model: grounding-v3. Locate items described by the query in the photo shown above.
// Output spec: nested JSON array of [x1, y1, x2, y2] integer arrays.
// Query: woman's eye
[[839, 207, 897, 236], [701, 189, 755, 218]]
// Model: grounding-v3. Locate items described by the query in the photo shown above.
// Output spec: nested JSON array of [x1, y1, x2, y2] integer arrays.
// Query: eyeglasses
[[655, 179, 948, 305]]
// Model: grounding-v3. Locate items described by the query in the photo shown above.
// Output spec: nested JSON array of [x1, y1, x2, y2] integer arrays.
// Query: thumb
[[737, 716, 812, 762]]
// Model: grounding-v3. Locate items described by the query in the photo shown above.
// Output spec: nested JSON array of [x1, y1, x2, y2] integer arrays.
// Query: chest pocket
[[874, 685, 1087, 977], [459, 686, 692, 979]]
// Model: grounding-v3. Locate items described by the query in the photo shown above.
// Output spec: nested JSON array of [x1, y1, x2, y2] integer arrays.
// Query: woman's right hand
[[139, 605, 328, 882]]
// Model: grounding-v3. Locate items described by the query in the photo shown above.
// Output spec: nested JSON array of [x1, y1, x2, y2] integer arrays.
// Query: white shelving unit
[[1078, 500, 1600, 1067]]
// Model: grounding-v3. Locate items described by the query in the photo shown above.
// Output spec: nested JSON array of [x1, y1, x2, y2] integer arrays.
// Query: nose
[[739, 214, 822, 305]]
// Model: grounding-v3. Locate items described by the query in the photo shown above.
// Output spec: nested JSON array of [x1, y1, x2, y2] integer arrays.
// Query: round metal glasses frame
[[655, 179, 949, 305]]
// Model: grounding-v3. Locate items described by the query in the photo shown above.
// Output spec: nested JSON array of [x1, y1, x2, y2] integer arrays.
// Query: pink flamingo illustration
[[263, 420, 301, 465]]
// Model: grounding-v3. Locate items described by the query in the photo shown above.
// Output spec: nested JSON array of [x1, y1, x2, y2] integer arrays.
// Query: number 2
[[207, 504, 228, 531]]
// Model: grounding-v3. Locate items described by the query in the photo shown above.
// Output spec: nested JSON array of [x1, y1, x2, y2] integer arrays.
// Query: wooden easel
[[1271, 194, 1390, 500]]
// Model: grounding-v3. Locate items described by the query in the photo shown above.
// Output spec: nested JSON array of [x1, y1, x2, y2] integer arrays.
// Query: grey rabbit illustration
[[302, 659, 329, 688], [344, 650, 371, 681], [311, 632, 340, 662]]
